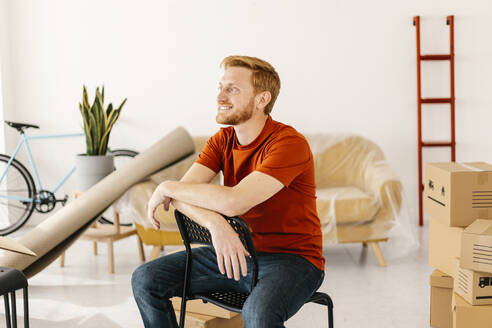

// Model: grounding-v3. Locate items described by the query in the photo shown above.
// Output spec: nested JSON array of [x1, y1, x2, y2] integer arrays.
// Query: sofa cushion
[[316, 187, 380, 225]]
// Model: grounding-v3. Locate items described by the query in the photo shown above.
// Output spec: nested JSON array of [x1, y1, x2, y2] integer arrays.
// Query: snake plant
[[79, 85, 127, 155]]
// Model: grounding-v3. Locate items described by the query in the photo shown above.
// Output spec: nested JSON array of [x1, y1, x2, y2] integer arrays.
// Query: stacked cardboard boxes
[[425, 162, 492, 328], [430, 270, 453, 327], [171, 298, 242, 328]]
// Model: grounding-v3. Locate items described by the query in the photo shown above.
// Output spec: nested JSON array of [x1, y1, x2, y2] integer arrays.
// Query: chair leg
[[107, 240, 115, 274], [59, 252, 65, 267], [323, 295, 334, 328], [4, 294, 11, 328], [23, 287, 29, 328], [179, 248, 193, 328], [10, 291, 16, 328], [318, 294, 334, 328], [368, 241, 386, 267], [179, 300, 187, 328], [137, 236, 145, 263], [328, 306, 333, 328], [149, 246, 163, 261]]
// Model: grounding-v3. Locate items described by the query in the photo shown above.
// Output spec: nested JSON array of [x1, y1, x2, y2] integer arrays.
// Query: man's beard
[[216, 98, 254, 125]]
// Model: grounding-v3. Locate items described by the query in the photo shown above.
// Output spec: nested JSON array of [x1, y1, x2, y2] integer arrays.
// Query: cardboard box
[[0, 236, 36, 256], [430, 270, 453, 328], [454, 258, 492, 305], [174, 311, 243, 328], [424, 162, 492, 227], [460, 219, 492, 274], [429, 217, 464, 276], [453, 293, 492, 328], [171, 297, 238, 319]]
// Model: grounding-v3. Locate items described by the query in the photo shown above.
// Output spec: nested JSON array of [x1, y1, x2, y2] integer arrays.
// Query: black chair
[[0, 267, 29, 328], [174, 210, 334, 328]]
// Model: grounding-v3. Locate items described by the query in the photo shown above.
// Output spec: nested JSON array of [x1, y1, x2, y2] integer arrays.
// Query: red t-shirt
[[196, 116, 325, 271]]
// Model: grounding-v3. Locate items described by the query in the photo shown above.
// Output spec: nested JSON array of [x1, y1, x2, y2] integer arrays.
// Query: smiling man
[[131, 56, 325, 328]]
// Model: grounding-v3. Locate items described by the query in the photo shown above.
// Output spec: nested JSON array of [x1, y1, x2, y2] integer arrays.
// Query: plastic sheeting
[[115, 133, 417, 260]]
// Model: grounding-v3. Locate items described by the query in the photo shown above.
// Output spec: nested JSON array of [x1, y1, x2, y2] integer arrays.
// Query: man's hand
[[147, 184, 172, 230], [153, 178, 251, 280], [209, 219, 250, 281]]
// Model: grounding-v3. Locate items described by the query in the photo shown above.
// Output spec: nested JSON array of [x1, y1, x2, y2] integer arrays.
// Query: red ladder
[[413, 15, 456, 226]]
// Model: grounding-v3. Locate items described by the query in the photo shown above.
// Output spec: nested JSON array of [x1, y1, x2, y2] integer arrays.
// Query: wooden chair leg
[[149, 246, 163, 261], [59, 252, 65, 267], [93, 242, 98, 256], [368, 241, 386, 267], [107, 240, 115, 273], [137, 236, 145, 263]]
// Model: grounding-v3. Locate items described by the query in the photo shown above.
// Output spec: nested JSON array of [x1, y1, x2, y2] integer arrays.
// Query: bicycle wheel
[[110, 149, 138, 170], [99, 149, 138, 226], [0, 154, 36, 235]]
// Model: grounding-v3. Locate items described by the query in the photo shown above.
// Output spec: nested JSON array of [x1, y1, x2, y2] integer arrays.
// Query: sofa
[[115, 134, 403, 266]]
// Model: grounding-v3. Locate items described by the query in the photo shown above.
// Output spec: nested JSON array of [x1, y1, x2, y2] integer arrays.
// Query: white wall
[[0, 0, 9, 153], [2, 0, 492, 225]]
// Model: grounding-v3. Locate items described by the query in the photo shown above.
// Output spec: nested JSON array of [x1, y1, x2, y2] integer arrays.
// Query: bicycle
[[0, 120, 138, 236]]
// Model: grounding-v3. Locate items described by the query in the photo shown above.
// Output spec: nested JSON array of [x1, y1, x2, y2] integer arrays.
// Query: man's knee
[[131, 263, 153, 297], [242, 299, 284, 327], [131, 256, 185, 301]]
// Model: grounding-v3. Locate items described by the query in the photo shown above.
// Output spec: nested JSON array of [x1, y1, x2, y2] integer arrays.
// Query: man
[[132, 56, 325, 328]]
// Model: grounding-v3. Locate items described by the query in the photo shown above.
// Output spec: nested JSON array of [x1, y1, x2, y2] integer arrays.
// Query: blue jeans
[[132, 246, 324, 328]]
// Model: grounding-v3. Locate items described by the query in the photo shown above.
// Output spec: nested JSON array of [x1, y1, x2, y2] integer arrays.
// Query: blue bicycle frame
[[0, 132, 84, 203]]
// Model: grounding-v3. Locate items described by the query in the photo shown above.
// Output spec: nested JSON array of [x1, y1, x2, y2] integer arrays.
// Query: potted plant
[[75, 85, 127, 191]]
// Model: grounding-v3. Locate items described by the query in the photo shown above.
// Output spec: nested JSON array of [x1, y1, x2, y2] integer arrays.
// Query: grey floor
[[1, 219, 432, 327]]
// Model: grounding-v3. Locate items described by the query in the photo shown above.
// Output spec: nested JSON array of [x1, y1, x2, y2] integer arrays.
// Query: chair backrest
[[174, 210, 259, 289]]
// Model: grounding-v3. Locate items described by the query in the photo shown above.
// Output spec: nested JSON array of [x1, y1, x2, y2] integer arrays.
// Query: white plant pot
[[74, 154, 115, 191]]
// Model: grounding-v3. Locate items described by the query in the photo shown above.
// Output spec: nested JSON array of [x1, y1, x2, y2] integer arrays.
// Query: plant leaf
[[80, 85, 125, 155]]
